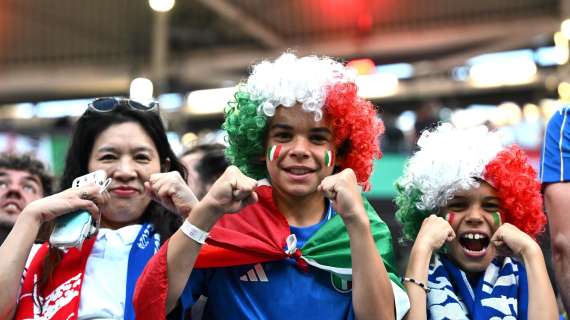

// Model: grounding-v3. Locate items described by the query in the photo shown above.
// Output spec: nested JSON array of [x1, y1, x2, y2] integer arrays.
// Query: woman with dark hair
[[0, 98, 195, 320]]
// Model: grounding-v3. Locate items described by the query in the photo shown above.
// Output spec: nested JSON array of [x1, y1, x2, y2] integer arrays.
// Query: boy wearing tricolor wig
[[395, 123, 557, 319], [134, 53, 410, 319]]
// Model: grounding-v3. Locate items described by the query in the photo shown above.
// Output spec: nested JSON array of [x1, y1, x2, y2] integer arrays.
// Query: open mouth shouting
[[459, 232, 490, 258]]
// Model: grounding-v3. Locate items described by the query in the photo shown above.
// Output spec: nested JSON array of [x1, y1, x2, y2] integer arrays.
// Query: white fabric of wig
[[398, 123, 505, 211], [245, 52, 355, 121]]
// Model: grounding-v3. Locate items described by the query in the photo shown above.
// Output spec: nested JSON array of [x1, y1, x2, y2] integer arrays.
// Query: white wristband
[[180, 220, 209, 244]]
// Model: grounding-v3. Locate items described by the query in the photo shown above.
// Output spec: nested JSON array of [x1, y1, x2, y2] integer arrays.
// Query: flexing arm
[[146, 167, 258, 313], [544, 182, 570, 313], [0, 185, 103, 319], [491, 223, 558, 320], [402, 215, 455, 320], [319, 169, 395, 320]]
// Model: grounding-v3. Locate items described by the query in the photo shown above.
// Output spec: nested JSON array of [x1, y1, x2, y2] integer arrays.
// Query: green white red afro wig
[[395, 123, 545, 241], [223, 52, 384, 189]]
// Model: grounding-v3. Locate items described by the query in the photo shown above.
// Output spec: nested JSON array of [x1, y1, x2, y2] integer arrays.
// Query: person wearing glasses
[[0, 98, 196, 319], [395, 123, 557, 319], [134, 53, 410, 319]]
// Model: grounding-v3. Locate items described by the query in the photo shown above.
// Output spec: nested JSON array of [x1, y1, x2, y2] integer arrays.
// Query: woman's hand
[[145, 171, 199, 217], [21, 184, 105, 225], [415, 214, 456, 253]]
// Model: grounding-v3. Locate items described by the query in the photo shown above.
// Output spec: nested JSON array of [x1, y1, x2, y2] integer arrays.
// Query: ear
[[162, 157, 171, 172]]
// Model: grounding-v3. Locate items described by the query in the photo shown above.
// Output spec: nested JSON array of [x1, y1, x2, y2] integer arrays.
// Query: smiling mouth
[[285, 168, 314, 175], [110, 187, 138, 196], [459, 233, 490, 254]]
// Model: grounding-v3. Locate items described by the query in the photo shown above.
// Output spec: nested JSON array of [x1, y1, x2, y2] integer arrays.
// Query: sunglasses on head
[[88, 97, 159, 113]]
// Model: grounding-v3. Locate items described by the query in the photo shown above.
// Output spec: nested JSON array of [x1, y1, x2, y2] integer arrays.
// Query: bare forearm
[[402, 244, 432, 320], [347, 218, 395, 320], [521, 244, 558, 320], [544, 183, 570, 313], [0, 213, 41, 316], [166, 203, 222, 312], [552, 260, 570, 314]]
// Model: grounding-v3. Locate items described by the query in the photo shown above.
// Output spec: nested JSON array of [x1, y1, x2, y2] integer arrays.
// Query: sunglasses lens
[[91, 98, 118, 112]]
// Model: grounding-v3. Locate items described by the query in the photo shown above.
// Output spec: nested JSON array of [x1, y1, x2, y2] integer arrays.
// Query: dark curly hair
[[0, 153, 53, 196]]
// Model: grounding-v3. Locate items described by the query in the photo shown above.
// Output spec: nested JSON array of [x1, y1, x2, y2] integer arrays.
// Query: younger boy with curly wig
[[134, 53, 410, 319], [395, 123, 557, 319]]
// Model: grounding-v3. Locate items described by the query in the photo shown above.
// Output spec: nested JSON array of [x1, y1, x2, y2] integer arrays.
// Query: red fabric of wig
[[484, 145, 546, 239], [324, 82, 384, 187]]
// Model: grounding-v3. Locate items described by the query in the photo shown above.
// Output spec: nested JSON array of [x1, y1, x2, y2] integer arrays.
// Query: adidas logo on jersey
[[239, 263, 268, 282]]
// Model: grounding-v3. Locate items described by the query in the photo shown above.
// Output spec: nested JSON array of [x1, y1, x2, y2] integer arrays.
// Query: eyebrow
[[95, 146, 155, 153], [269, 124, 292, 131], [269, 123, 332, 135], [0, 172, 41, 185], [23, 175, 42, 186], [449, 195, 499, 202]]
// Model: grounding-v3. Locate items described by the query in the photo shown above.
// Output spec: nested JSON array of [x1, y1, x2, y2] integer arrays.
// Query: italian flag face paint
[[267, 144, 282, 162], [324, 150, 335, 168], [446, 212, 456, 225], [492, 211, 502, 226]]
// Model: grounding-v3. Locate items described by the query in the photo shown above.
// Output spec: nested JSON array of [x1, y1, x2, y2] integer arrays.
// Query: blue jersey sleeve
[[540, 106, 570, 183]]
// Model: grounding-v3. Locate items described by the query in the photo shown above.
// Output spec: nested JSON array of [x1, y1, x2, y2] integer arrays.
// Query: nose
[[110, 158, 137, 181], [464, 206, 485, 226], [289, 137, 310, 160]]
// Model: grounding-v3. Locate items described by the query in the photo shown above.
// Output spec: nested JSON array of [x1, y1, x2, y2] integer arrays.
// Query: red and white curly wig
[[395, 123, 545, 240]]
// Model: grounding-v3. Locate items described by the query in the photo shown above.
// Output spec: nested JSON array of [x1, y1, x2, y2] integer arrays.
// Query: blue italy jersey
[[179, 208, 358, 320]]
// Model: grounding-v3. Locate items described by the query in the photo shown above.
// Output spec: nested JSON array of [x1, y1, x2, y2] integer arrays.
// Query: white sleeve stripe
[[559, 108, 568, 181]]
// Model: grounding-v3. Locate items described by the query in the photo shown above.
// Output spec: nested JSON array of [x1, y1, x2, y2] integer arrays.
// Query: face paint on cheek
[[267, 144, 283, 162], [492, 211, 502, 226], [446, 212, 456, 225], [324, 149, 335, 168]]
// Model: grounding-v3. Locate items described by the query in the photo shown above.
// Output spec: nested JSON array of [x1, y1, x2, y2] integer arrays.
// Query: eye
[[273, 131, 292, 142], [134, 153, 151, 162], [22, 184, 38, 195], [310, 134, 329, 144], [98, 154, 117, 161], [482, 202, 500, 212], [0, 181, 7, 189], [447, 201, 467, 212]]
